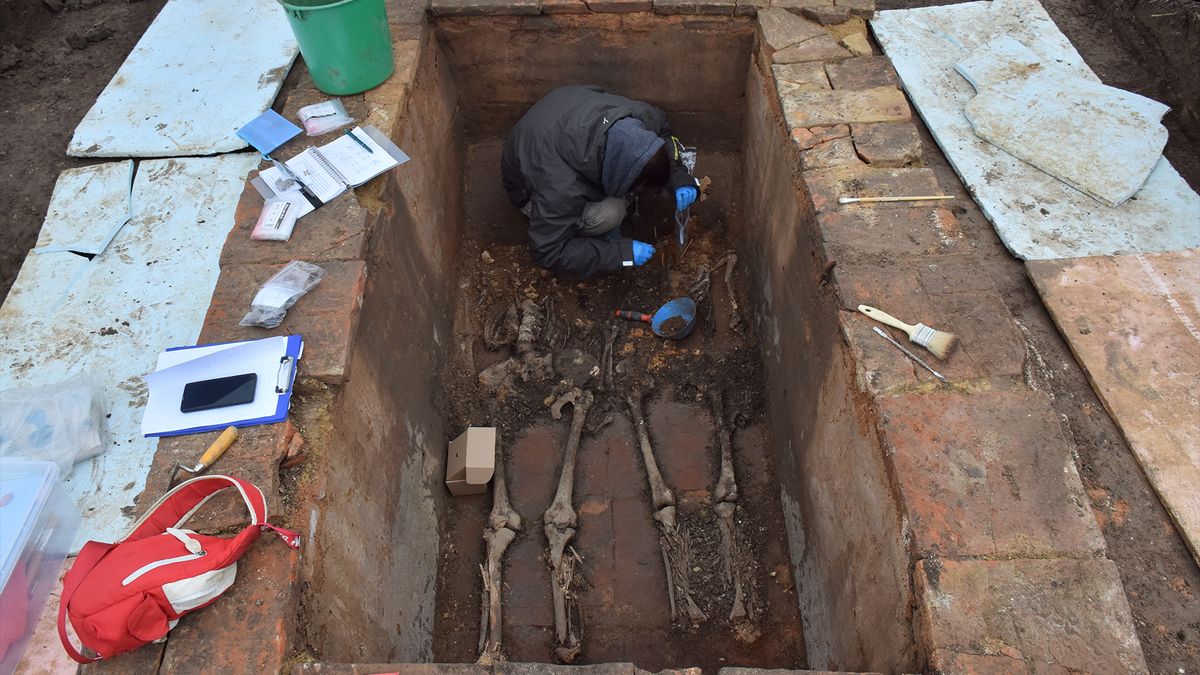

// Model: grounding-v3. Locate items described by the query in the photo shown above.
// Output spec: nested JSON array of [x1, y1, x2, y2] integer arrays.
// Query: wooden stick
[[838, 195, 954, 204]]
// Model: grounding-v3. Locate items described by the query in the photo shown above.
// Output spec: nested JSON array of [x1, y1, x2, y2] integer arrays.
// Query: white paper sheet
[[141, 336, 292, 436]]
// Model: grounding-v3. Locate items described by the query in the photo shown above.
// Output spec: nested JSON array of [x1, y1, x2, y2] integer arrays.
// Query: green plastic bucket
[[279, 0, 394, 95]]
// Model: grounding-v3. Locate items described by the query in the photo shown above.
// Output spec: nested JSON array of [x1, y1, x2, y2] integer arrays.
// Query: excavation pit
[[300, 12, 916, 674]]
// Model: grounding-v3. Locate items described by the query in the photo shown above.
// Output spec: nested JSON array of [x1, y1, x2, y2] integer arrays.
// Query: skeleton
[[544, 387, 593, 663], [478, 440, 521, 664], [624, 376, 707, 624], [710, 388, 747, 621]]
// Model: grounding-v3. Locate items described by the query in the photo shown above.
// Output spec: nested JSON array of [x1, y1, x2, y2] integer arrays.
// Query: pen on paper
[[345, 129, 374, 154]]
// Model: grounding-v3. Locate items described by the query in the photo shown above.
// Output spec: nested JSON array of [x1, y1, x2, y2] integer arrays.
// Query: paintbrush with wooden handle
[[857, 304, 958, 360]]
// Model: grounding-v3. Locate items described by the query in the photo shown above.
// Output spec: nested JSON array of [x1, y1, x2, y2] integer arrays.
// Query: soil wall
[[433, 14, 755, 151], [303, 34, 464, 662], [1093, 0, 1199, 146], [737, 54, 915, 672]]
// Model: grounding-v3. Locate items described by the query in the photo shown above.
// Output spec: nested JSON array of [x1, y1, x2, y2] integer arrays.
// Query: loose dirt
[[2, 1, 1197, 673], [435, 190, 805, 670]]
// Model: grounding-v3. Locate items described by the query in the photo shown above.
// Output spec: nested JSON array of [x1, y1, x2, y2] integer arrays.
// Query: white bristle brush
[[857, 304, 958, 360]]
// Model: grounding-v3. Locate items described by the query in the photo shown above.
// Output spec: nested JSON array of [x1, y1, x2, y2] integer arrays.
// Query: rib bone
[[478, 438, 521, 664], [544, 388, 592, 663]]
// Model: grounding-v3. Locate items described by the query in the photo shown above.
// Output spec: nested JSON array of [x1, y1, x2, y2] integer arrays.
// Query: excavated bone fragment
[[625, 377, 707, 625], [544, 388, 593, 663], [478, 439, 521, 664]]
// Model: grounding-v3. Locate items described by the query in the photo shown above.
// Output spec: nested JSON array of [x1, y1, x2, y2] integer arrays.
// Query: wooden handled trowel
[[167, 426, 239, 488]]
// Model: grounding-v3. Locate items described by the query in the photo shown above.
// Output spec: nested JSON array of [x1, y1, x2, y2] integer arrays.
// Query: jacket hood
[[601, 117, 664, 197]]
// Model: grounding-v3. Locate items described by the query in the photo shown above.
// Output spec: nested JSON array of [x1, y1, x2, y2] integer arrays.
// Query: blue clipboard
[[141, 335, 303, 437]]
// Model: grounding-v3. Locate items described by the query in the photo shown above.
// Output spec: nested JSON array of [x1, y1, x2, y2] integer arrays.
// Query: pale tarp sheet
[[0, 154, 259, 549], [1027, 251, 1200, 565], [68, 0, 298, 158], [872, 0, 1200, 261]]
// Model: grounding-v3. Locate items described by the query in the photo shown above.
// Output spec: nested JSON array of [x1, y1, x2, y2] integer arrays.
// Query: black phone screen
[[180, 373, 257, 413]]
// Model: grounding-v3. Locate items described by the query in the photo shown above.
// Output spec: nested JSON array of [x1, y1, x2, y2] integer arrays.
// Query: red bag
[[57, 474, 299, 663]]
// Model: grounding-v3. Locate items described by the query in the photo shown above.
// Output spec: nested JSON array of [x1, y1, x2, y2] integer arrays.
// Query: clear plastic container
[[0, 459, 81, 674]]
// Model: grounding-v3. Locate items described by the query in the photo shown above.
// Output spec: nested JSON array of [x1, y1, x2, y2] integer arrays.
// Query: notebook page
[[316, 130, 398, 187], [257, 149, 345, 204], [285, 148, 346, 202]]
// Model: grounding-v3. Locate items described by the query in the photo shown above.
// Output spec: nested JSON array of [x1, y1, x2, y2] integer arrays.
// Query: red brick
[[590, 0, 654, 10], [790, 123, 849, 150], [79, 642, 164, 674], [575, 495, 617, 607], [198, 259, 367, 384], [800, 136, 863, 170], [137, 420, 300, 531], [839, 310, 923, 393], [609, 496, 672, 627], [772, 34, 852, 64], [507, 425, 561, 517], [801, 4, 851, 23], [758, 7, 826, 52], [161, 541, 300, 674], [653, 0, 737, 14], [851, 121, 921, 167], [834, 0, 873, 18], [541, 0, 591, 11], [880, 389, 1104, 558], [817, 205, 965, 261], [429, 0, 541, 14], [773, 62, 832, 93], [221, 181, 371, 268], [824, 56, 898, 90], [803, 165, 940, 213], [832, 256, 1027, 383], [650, 399, 714, 492], [602, 416, 647, 498], [916, 559, 1147, 673]]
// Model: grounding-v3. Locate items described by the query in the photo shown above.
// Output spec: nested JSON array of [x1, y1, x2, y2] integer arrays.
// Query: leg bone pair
[[544, 388, 593, 663]]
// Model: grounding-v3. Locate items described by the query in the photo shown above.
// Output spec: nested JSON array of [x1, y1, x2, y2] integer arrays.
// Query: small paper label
[[261, 201, 290, 231], [251, 285, 297, 310]]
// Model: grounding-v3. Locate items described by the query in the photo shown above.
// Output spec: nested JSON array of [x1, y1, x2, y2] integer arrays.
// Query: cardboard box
[[446, 427, 496, 496]]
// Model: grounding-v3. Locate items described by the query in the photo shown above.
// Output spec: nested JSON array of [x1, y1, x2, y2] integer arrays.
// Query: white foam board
[[0, 153, 259, 550], [68, 0, 298, 158], [872, 0, 1200, 261]]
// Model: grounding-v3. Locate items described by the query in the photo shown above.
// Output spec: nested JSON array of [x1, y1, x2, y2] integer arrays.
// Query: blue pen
[[345, 128, 374, 154]]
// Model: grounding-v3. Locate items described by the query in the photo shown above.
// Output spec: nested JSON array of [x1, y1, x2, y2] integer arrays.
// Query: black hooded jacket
[[501, 86, 672, 277]]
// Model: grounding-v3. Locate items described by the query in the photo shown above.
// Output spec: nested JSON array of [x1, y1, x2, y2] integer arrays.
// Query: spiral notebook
[[253, 125, 410, 213]]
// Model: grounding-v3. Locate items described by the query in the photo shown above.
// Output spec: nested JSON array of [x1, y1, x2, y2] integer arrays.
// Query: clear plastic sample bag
[[240, 260, 326, 329]]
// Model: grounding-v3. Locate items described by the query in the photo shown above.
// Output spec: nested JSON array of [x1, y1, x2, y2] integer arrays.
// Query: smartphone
[[180, 373, 257, 413]]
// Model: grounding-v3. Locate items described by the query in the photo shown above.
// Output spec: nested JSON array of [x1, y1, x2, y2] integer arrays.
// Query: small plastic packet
[[298, 99, 354, 136], [240, 260, 326, 329], [0, 373, 108, 474], [251, 191, 304, 241]]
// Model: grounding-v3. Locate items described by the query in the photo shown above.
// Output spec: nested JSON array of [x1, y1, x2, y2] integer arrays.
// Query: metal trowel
[[167, 426, 239, 488]]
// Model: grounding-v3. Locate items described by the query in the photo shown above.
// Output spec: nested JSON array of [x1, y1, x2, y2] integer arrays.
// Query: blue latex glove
[[675, 186, 698, 212], [632, 241, 655, 266]]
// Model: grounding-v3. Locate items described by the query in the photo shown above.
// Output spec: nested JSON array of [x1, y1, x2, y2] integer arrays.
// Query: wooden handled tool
[[857, 305, 958, 359], [839, 195, 953, 204], [614, 310, 652, 323], [167, 426, 239, 488]]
